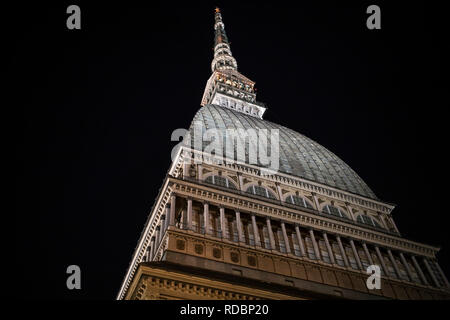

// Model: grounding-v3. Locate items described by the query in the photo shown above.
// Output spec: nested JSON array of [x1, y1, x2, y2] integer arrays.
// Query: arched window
[[205, 175, 237, 190], [322, 205, 349, 219], [246, 185, 277, 200], [285, 195, 314, 209], [356, 214, 382, 228]]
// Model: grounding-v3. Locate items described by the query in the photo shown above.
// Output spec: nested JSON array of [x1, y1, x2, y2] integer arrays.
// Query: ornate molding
[[174, 148, 395, 214], [170, 177, 438, 258]]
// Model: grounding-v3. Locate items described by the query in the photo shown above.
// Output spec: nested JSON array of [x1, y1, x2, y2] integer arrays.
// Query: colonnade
[[146, 194, 449, 290]]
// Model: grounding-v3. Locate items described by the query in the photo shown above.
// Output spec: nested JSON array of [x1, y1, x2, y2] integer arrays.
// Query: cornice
[[169, 177, 438, 257]]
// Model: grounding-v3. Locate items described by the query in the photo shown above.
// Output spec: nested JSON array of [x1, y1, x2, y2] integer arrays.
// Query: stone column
[[375, 246, 388, 276], [411, 255, 428, 285], [183, 161, 189, 179], [160, 220, 166, 243], [251, 214, 261, 247], [309, 229, 321, 260], [388, 216, 400, 234], [311, 193, 321, 211], [238, 173, 244, 191], [149, 236, 155, 261], [336, 236, 349, 267], [435, 262, 450, 288], [160, 216, 166, 239], [266, 217, 276, 250], [155, 226, 160, 248], [434, 262, 450, 288], [387, 249, 401, 279], [220, 207, 226, 239], [180, 210, 186, 229], [399, 252, 413, 282], [423, 258, 440, 287], [235, 211, 245, 243], [187, 198, 193, 231], [198, 164, 203, 181], [203, 202, 209, 235], [145, 246, 151, 262], [323, 232, 335, 264], [350, 240, 363, 270], [362, 243, 374, 266], [169, 194, 176, 226], [377, 212, 389, 229], [275, 183, 283, 201], [345, 202, 355, 221], [281, 222, 291, 254], [164, 205, 170, 231], [295, 225, 306, 257]]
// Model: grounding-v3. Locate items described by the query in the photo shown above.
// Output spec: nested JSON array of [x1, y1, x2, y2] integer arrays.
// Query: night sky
[[13, 1, 448, 299]]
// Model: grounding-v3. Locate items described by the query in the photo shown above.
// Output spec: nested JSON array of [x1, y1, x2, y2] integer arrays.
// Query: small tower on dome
[[201, 8, 267, 119]]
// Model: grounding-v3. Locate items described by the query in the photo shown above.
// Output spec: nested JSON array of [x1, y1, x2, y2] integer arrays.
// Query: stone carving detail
[[135, 283, 147, 300], [231, 252, 240, 263], [195, 244, 204, 254], [189, 164, 197, 177], [176, 239, 185, 250], [247, 255, 257, 266], [213, 248, 222, 258], [140, 275, 260, 300]]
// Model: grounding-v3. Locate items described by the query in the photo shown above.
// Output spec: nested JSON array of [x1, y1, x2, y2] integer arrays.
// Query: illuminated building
[[117, 8, 449, 300]]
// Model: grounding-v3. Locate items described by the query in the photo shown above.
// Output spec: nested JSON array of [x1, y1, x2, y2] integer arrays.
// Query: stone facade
[[117, 8, 450, 300]]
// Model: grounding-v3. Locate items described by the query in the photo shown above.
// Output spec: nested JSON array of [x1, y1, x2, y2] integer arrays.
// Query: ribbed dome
[[187, 104, 377, 200]]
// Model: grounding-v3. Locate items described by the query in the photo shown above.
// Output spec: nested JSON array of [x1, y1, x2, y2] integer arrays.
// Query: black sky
[[12, 1, 449, 299]]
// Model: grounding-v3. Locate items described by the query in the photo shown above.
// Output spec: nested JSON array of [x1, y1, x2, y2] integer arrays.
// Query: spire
[[201, 8, 267, 119], [214, 8, 229, 46], [211, 7, 238, 72]]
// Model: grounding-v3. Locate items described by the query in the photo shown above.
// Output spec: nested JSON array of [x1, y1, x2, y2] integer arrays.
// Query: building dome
[[187, 104, 377, 200]]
